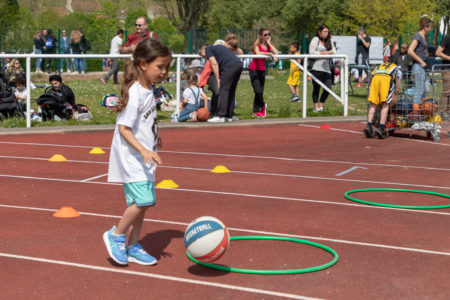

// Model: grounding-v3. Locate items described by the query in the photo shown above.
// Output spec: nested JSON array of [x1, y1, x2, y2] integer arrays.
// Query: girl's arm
[[267, 36, 279, 55], [119, 124, 162, 166], [182, 97, 188, 104], [200, 91, 208, 103], [408, 40, 426, 67]]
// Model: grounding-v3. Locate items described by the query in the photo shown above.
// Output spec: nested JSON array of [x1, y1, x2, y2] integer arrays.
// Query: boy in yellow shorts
[[286, 42, 301, 102], [364, 62, 400, 139]]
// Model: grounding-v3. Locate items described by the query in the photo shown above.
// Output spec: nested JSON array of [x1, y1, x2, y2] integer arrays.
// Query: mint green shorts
[[123, 181, 156, 207]]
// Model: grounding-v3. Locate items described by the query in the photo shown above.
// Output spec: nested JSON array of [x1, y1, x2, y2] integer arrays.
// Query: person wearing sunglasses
[[121, 17, 159, 54], [5, 59, 24, 87], [249, 28, 279, 118]]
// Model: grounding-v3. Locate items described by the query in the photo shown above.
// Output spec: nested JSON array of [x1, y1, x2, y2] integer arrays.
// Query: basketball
[[419, 98, 438, 116], [184, 216, 230, 263], [196, 108, 210, 122]]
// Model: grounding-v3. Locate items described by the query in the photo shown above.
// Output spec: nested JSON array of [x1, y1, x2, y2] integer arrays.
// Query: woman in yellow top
[[286, 42, 301, 102]]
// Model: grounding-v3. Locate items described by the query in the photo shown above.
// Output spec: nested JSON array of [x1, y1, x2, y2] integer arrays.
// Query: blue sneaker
[[103, 226, 128, 265], [127, 243, 157, 265]]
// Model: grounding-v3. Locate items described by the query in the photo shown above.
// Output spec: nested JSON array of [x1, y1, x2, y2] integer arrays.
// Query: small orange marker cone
[[156, 179, 179, 189], [53, 206, 80, 218], [49, 154, 67, 162], [320, 124, 331, 129], [89, 147, 105, 154]]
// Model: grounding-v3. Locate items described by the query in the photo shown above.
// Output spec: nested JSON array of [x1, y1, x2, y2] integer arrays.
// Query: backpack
[[72, 104, 93, 121], [45, 37, 54, 50], [100, 94, 119, 108]]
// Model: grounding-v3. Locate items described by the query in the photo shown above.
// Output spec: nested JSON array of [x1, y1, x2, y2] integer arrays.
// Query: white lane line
[[1, 203, 449, 257], [1, 141, 450, 171], [0, 141, 100, 149], [0, 253, 318, 300], [0, 155, 449, 190], [1, 174, 450, 217], [298, 124, 450, 147], [81, 173, 108, 182]]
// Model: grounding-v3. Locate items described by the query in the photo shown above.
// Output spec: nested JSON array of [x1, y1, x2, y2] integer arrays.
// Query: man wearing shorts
[[364, 62, 400, 139]]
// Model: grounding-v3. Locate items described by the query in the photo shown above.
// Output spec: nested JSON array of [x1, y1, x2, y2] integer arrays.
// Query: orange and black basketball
[[196, 108, 210, 122], [419, 98, 438, 116]]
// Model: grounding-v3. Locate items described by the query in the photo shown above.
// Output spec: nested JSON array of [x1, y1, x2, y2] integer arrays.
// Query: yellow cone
[[89, 147, 105, 154], [53, 206, 80, 218], [211, 165, 231, 173], [48, 154, 67, 162], [156, 179, 179, 189]]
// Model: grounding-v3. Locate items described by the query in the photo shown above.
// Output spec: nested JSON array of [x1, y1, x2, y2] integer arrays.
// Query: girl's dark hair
[[315, 24, 332, 51], [419, 17, 433, 30], [252, 27, 268, 53], [290, 42, 299, 51], [115, 38, 171, 113], [184, 68, 198, 86]]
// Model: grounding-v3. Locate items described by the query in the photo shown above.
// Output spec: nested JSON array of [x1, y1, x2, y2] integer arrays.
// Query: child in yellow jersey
[[364, 62, 400, 139], [286, 42, 301, 102]]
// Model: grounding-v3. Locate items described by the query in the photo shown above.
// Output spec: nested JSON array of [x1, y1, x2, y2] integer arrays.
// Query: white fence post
[[25, 56, 31, 128], [175, 56, 181, 121], [302, 58, 308, 118]]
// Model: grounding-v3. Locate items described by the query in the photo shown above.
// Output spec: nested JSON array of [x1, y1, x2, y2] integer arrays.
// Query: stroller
[[0, 79, 25, 121], [36, 86, 73, 121]]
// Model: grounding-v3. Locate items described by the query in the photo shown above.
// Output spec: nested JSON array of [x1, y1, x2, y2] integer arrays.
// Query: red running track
[[0, 122, 449, 299]]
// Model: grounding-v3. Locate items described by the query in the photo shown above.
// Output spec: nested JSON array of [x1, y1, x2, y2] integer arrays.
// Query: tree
[[87, 2, 122, 53], [152, 17, 185, 52], [0, 0, 20, 51], [158, 0, 208, 51]]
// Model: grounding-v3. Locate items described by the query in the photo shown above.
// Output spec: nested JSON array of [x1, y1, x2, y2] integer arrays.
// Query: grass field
[[0, 68, 369, 128]]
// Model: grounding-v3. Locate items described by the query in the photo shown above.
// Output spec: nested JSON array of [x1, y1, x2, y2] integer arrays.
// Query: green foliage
[[86, 2, 122, 53]]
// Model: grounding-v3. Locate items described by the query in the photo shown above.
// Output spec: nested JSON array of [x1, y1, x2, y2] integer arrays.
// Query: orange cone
[[53, 206, 80, 218]]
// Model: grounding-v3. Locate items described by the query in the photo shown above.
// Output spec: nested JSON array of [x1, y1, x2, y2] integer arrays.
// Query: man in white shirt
[[102, 29, 124, 85]]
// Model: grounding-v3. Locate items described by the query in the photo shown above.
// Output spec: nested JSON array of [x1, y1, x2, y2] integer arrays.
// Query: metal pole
[[302, 58, 308, 118], [175, 56, 181, 121], [26, 57, 31, 128], [344, 57, 349, 117]]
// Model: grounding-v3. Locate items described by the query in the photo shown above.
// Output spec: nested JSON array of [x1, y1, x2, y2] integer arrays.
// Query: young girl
[[104, 38, 171, 266], [178, 68, 207, 122], [249, 28, 278, 118]]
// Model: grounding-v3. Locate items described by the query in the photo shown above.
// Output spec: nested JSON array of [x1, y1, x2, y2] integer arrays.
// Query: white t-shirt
[[182, 86, 201, 105], [108, 81, 158, 183], [110, 35, 123, 55], [14, 88, 27, 100]]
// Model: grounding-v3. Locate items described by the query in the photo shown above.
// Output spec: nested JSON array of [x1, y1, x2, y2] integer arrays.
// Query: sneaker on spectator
[[355, 83, 363, 88], [103, 226, 128, 265], [258, 104, 267, 117], [364, 126, 375, 138], [127, 243, 157, 266], [313, 108, 320, 113], [374, 128, 387, 139], [290, 96, 301, 102], [101, 78, 107, 85], [207, 116, 226, 123]]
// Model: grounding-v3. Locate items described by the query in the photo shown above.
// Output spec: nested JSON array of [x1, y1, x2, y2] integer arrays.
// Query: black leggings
[[249, 69, 266, 113], [311, 70, 332, 103]]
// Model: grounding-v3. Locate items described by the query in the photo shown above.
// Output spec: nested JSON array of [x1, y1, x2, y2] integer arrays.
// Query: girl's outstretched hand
[[141, 149, 162, 167]]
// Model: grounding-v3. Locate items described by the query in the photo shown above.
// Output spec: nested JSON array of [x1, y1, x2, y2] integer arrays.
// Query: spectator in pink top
[[249, 28, 278, 118]]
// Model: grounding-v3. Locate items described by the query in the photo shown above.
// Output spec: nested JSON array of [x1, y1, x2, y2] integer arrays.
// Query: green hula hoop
[[345, 188, 450, 209], [186, 236, 339, 275]]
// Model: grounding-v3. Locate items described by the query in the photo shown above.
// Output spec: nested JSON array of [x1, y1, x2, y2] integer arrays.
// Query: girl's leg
[[127, 207, 147, 245], [295, 85, 300, 97], [311, 71, 320, 108], [288, 84, 295, 94], [177, 104, 196, 122], [115, 204, 148, 237]]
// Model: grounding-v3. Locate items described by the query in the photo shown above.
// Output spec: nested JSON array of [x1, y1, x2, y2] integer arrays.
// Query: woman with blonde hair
[[5, 59, 25, 87], [70, 29, 87, 74], [33, 30, 44, 73]]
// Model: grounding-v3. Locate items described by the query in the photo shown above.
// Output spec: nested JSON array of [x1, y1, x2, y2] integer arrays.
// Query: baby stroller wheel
[[13, 110, 25, 119]]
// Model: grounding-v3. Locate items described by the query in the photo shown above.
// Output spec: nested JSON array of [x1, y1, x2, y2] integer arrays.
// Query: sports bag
[[0, 80, 16, 104], [72, 104, 93, 121], [100, 94, 119, 108]]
